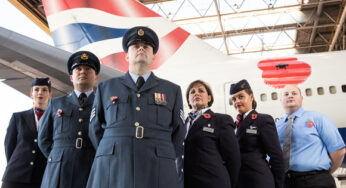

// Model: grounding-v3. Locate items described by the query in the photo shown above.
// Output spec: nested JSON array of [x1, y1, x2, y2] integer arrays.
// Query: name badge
[[246, 129, 257, 134], [203, 127, 214, 133]]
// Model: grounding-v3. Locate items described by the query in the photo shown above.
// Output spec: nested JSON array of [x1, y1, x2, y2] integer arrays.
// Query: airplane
[[1, 0, 345, 172], [41, 0, 346, 136]]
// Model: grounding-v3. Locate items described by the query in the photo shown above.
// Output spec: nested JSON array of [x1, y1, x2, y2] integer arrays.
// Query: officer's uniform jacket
[[3, 109, 46, 185], [184, 109, 241, 188], [38, 92, 95, 188], [236, 110, 284, 188], [87, 72, 186, 188]]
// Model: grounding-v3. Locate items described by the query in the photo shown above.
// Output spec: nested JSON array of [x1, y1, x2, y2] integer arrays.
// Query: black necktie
[[78, 93, 87, 105], [136, 76, 145, 90], [283, 115, 295, 172]]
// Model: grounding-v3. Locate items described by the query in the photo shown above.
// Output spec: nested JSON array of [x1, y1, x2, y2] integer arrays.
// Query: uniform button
[[137, 93, 140, 98], [136, 107, 140, 111], [48, 157, 52, 162], [181, 169, 184, 172], [182, 142, 184, 146], [32, 150, 36, 154], [182, 155, 184, 159], [79, 107, 83, 111], [78, 131, 82, 136], [34, 139, 38, 143], [30, 161, 34, 165], [134, 122, 140, 126], [78, 118, 83, 123]]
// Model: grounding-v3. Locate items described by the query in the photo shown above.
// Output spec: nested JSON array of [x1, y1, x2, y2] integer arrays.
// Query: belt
[[103, 126, 172, 141], [286, 170, 329, 178], [53, 138, 92, 149]]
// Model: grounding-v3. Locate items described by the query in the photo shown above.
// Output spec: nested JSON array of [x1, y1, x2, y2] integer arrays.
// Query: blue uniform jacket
[[87, 72, 186, 188], [236, 110, 284, 188], [184, 109, 241, 188], [38, 92, 95, 188], [3, 109, 46, 184]]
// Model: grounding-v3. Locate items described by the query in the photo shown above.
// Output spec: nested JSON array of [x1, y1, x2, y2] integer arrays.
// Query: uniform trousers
[[1, 181, 40, 188], [285, 170, 336, 188]]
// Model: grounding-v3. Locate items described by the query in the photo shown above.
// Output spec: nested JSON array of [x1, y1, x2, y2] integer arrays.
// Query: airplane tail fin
[[42, 0, 231, 72]]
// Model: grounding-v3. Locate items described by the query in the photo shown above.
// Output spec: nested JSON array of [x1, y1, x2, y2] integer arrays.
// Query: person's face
[[231, 90, 253, 114], [70, 65, 98, 90], [30, 85, 51, 107], [126, 42, 155, 67], [188, 83, 211, 111], [281, 85, 303, 114]]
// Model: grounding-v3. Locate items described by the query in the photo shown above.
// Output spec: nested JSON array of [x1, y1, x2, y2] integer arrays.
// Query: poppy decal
[[56, 109, 63, 116], [251, 114, 258, 120], [203, 113, 211, 119], [257, 58, 311, 88], [110, 96, 118, 104]]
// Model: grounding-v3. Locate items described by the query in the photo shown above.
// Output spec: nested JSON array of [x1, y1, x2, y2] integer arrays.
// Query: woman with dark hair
[[230, 79, 284, 188], [2, 78, 52, 188], [184, 80, 241, 188]]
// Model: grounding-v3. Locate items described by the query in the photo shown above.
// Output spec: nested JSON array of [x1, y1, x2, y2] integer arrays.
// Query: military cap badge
[[138, 28, 144, 36], [81, 53, 89, 60]]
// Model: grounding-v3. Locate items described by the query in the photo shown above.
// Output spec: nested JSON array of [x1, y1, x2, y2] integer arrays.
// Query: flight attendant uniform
[[2, 78, 51, 188], [184, 108, 241, 188], [2, 109, 47, 188], [236, 110, 284, 188]]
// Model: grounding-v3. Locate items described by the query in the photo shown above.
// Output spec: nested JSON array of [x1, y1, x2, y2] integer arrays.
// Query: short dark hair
[[244, 88, 257, 109], [186, 80, 214, 109]]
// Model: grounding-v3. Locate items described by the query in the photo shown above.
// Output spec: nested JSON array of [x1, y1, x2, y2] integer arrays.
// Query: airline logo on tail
[[42, 0, 190, 72], [257, 58, 312, 88]]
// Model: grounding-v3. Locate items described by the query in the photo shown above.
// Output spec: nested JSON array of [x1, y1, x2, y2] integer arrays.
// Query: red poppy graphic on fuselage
[[257, 58, 311, 88]]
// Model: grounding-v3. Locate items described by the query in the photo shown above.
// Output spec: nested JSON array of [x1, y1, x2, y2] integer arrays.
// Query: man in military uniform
[[87, 26, 186, 188], [38, 51, 100, 188]]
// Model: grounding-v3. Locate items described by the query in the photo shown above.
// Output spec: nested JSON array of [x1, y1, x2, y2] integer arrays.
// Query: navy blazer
[[3, 109, 46, 184], [184, 110, 241, 188], [236, 110, 284, 188]]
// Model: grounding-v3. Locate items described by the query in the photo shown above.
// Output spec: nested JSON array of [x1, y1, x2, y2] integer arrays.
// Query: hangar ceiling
[[9, 0, 346, 56]]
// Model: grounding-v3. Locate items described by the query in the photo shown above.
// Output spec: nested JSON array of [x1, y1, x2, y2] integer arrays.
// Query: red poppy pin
[[251, 114, 258, 120], [56, 109, 63, 116], [203, 113, 211, 119], [307, 120, 314, 127], [110, 96, 118, 104]]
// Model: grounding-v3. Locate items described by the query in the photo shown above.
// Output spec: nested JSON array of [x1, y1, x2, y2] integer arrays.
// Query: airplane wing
[[0, 26, 123, 97]]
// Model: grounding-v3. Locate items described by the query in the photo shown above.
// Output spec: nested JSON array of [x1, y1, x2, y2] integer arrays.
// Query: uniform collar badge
[[154, 93, 167, 105], [251, 114, 258, 119]]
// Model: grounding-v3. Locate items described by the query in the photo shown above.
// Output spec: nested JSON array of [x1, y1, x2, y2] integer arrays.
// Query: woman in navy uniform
[[87, 26, 186, 188], [2, 78, 52, 188], [229, 79, 284, 188], [38, 51, 100, 188], [184, 80, 241, 188]]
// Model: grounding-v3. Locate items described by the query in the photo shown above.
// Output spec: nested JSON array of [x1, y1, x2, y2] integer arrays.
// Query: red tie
[[34, 107, 44, 120], [236, 114, 243, 127]]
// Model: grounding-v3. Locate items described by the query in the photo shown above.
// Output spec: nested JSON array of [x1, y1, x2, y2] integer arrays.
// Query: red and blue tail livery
[[42, 0, 190, 72]]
